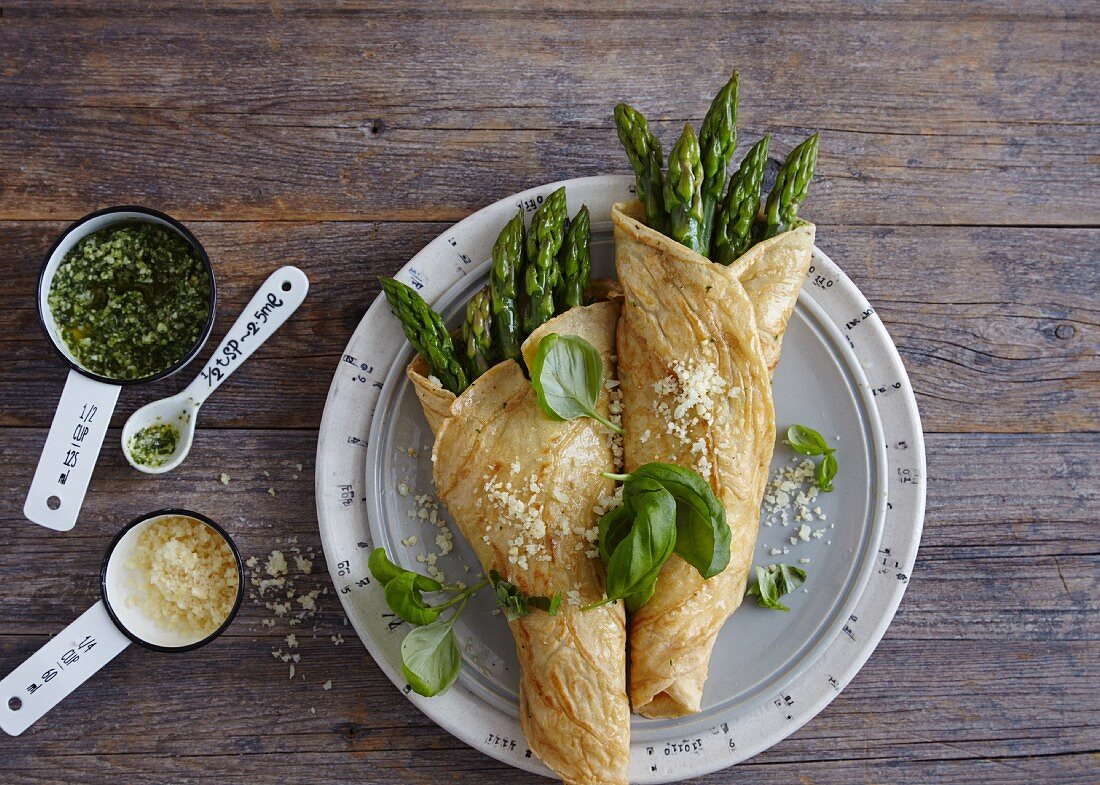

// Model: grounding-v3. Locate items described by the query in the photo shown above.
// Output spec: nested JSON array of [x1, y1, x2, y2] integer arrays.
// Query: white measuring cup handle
[[181, 266, 310, 406], [0, 600, 130, 736], [24, 370, 121, 531]]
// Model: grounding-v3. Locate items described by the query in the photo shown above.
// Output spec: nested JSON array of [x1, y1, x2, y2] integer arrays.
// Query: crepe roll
[[409, 301, 630, 785], [613, 201, 776, 718], [726, 222, 815, 375]]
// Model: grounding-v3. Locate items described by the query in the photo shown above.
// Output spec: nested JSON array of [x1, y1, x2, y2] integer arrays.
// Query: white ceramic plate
[[315, 176, 925, 783]]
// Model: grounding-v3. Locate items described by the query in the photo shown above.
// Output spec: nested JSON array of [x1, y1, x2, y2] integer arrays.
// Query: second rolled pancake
[[613, 201, 775, 718]]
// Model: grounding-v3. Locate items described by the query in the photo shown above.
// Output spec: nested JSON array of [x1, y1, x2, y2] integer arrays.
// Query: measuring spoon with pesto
[[121, 266, 309, 474], [26, 207, 216, 532]]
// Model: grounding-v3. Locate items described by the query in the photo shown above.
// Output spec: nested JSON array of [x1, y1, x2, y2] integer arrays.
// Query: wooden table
[[1, 2, 1096, 783]]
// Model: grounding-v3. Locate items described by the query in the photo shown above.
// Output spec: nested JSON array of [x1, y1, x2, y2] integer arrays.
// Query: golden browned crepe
[[726, 222, 815, 374], [408, 301, 629, 785], [613, 201, 780, 718]]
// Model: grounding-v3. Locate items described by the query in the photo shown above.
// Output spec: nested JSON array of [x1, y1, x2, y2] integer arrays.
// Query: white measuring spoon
[[0, 509, 244, 736], [120, 265, 309, 474], [25, 207, 217, 532]]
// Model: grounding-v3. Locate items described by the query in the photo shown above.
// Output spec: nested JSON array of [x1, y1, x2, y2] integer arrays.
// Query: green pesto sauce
[[48, 222, 211, 380], [128, 422, 180, 467]]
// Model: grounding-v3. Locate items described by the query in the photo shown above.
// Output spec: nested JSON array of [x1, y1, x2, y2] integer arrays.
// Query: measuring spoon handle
[[181, 266, 309, 406], [24, 370, 121, 531], [0, 600, 130, 736]]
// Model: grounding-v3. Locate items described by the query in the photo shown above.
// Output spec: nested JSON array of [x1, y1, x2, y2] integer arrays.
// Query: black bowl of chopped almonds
[[100, 508, 245, 653]]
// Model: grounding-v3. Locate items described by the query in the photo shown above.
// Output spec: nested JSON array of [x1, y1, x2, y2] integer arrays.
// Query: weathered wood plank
[[0, 222, 1094, 433], [0, 430, 1094, 638], [5, 751, 1098, 785], [3, 1, 1096, 130], [6, 1, 1099, 18], [0, 430, 1096, 774], [919, 434, 1097, 555], [0, 635, 1095, 777], [0, 12, 1096, 225], [3, 107, 1095, 228], [822, 226, 1100, 435]]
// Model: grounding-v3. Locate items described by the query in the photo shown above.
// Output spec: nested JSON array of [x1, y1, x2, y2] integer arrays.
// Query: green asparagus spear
[[381, 277, 468, 395], [460, 286, 494, 381], [490, 209, 525, 363], [522, 187, 568, 336], [698, 71, 739, 251], [759, 133, 819, 241], [555, 204, 591, 311], [712, 135, 770, 265], [663, 124, 706, 255], [614, 103, 666, 232]]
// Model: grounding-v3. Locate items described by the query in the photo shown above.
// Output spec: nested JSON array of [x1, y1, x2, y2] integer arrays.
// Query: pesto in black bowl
[[47, 222, 213, 381]]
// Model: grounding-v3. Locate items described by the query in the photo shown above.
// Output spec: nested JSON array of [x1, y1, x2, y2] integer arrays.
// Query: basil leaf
[[384, 570, 444, 625], [747, 566, 772, 599], [747, 565, 786, 611], [625, 577, 658, 614], [526, 592, 562, 616], [605, 478, 676, 602], [492, 589, 524, 622], [816, 452, 837, 492], [598, 506, 632, 563], [785, 424, 829, 456], [401, 617, 461, 696], [629, 462, 729, 579], [368, 547, 407, 587], [784, 425, 839, 492], [776, 563, 807, 594], [488, 569, 561, 621], [530, 333, 622, 433], [747, 563, 807, 612]]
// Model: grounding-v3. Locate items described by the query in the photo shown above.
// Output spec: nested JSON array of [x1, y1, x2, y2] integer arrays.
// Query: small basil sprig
[[605, 463, 730, 579], [592, 462, 730, 612], [369, 548, 561, 696], [628, 463, 730, 578], [785, 424, 838, 492], [489, 570, 562, 621], [369, 548, 486, 696], [385, 570, 444, 625], [746, 563, 807, 612], [530, 333, 623, 433]]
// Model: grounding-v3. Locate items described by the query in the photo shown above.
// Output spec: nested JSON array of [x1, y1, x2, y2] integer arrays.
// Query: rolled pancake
[[409, 301, 629, 785], [406, 355, 455, 437], [726, 222, 815, 374], [613, 201, 777, 718]]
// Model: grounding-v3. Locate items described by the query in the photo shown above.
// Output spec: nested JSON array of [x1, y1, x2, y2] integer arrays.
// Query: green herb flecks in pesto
[[48, 223, 211, 380], [128, 422, 180, 467]]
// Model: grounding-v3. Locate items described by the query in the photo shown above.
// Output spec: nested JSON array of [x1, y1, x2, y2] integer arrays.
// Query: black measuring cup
[[0, 509, 243, 735], [24, 207, 216, 531]]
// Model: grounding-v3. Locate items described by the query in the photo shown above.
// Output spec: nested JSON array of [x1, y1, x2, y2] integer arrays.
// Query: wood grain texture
[[0, 431, 1096, 781], [0, 1, 1097, 783], [0, 5, 1097, 225], [0, 431, 1094, 635], [0, 222, 1094, 433]]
